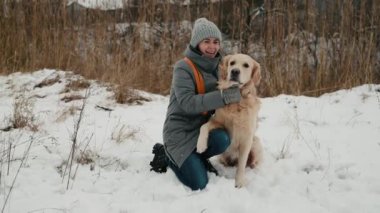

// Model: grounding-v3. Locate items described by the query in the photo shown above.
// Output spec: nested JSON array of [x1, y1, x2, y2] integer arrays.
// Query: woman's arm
[[172, 67, 225, 115]]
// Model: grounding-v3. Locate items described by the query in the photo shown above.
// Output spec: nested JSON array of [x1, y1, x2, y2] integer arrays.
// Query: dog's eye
[[230, 61, 235, 66], [243, 63, 249, 68]]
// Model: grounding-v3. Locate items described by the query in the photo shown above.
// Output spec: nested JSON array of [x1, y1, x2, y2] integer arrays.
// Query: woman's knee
[[188, 173, 208, 190], [209, 129, 230, 152], [177, 154, 209, 190]]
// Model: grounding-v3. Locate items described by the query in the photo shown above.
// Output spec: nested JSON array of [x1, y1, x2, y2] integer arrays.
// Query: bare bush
[[9, 95, 38, 131], [76, 149, 98, 166], [113, 86, 151, 104]]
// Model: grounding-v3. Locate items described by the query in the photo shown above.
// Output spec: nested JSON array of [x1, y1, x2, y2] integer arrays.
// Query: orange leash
[[183, 57, 208, 116]]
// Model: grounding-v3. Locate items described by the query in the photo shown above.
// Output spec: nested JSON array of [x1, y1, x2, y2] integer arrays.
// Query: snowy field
[[0, 69, 379, 213]]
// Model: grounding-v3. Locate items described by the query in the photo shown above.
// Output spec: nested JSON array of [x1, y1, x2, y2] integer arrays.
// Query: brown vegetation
[[65, 79, 91, 91], [9, 95, 38, 131], [61, 94, 84, 103], [34, 75, 61, 88], [1, 0, 379, 97]]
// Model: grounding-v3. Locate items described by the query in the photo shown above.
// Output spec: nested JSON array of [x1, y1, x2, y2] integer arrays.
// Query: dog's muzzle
[[230, 69, 240, 82]]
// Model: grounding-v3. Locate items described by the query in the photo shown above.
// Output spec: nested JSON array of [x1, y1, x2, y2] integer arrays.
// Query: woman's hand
[[221, 85, 241, 104]]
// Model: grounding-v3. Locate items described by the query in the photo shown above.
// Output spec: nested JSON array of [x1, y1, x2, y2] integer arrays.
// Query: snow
[[67, 0, 126, 10], [0, 69, 380, 213]]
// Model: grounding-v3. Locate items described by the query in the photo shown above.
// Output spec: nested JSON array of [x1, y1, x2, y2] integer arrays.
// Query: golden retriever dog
[[197, 54, 263, 188]]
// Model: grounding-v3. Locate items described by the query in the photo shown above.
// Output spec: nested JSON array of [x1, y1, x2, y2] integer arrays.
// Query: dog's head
[[219, 54, 261, 88]]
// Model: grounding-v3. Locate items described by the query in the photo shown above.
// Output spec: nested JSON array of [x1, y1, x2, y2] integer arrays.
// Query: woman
[[163, 18, 242, 190]]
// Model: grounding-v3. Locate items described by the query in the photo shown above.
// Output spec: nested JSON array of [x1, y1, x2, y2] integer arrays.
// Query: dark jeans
[[168, 128, 230, 190]]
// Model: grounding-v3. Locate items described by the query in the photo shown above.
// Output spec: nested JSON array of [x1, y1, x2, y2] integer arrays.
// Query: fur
[[196, 54, 263, 187]]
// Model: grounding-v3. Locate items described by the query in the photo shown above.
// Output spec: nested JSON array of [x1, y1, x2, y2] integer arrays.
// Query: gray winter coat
[[163, 46, 226, 167]]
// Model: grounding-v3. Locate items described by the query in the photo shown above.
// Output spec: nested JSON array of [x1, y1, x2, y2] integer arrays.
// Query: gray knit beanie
[[190, 18, 222, 47]]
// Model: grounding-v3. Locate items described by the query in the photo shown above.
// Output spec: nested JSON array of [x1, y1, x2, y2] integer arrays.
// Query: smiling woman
[[160, 17, 243, 190], [189, 18, 222, 58], [198, 38, 221, 58]]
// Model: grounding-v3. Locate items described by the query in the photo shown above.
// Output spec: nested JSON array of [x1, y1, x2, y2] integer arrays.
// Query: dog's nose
[[231, 69, 240, 77]]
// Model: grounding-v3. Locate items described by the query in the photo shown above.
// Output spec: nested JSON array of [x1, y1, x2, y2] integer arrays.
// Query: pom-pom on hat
[[190, 18, 222, 47]]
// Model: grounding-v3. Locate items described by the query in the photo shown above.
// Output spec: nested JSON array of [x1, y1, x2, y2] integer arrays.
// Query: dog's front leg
[[196, 120, 223, 153], [248, 136, 263, 168], [235, 141, 252, 188], [196, 122, 210, 153]]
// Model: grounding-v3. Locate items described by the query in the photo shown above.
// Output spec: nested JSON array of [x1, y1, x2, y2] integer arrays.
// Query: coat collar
[[184, 45, 221, 74]]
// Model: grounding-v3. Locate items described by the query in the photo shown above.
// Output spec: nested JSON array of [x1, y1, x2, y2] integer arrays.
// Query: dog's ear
[[251, 61, 261, 86], [219, 55, 231, 80]]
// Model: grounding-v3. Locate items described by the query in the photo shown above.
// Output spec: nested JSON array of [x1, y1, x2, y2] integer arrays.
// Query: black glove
[[221, 85, 241, 104]]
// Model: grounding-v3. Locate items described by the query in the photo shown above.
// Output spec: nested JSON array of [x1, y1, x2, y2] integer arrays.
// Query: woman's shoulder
[[174, 58, 191, 72]]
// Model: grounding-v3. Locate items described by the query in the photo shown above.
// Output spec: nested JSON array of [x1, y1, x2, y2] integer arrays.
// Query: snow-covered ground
[[67, 0, 126, 10], [0, 69, 379, 213]]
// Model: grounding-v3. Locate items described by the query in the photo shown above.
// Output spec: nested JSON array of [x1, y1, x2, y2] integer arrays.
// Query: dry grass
[[9, 95, 38, 131], [111, 124, 139, 143], [56, 106, 81, 122], [0, 0, 379, 97], [61, 94, 84, 103], [65, 79, 91, 91], [76, 149, 98, 166], [34, 75, 61, 88], [113, 85, 151, 104]]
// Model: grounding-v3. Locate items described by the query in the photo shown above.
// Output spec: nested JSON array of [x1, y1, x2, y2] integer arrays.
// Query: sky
[[0, 69, 379, 213]]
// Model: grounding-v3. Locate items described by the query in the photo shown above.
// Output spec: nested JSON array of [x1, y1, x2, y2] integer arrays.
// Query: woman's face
[[198, 38, 220, 58]]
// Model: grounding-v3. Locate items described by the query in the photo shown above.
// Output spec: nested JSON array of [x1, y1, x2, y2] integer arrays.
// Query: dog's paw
[[249, 160, 260, 169], [235, 176, 248, 188], [196, 139, 208, 153]]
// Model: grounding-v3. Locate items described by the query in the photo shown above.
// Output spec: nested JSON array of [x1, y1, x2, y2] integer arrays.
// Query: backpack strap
[[183, 57, 208, 116]]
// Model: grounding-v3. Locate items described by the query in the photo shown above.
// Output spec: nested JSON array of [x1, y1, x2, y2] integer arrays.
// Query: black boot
[[203, 159, 219, 176], [150, 143, 168, 173]]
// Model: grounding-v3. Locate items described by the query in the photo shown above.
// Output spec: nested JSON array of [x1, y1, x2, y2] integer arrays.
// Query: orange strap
[[183, 57, 208, 116]]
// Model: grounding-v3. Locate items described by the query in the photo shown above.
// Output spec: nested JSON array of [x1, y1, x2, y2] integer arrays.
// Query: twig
[[95, 104, 113, 111], [71, 133, 94, 189], [61, 147, 73, 182], [7, 142, 11, 175], [66, 89, 90, 190], [293, 101, 319, 159], [0, 138, 37, 157], [28, 207, 68, 213], [1, 136, 34, 213]]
